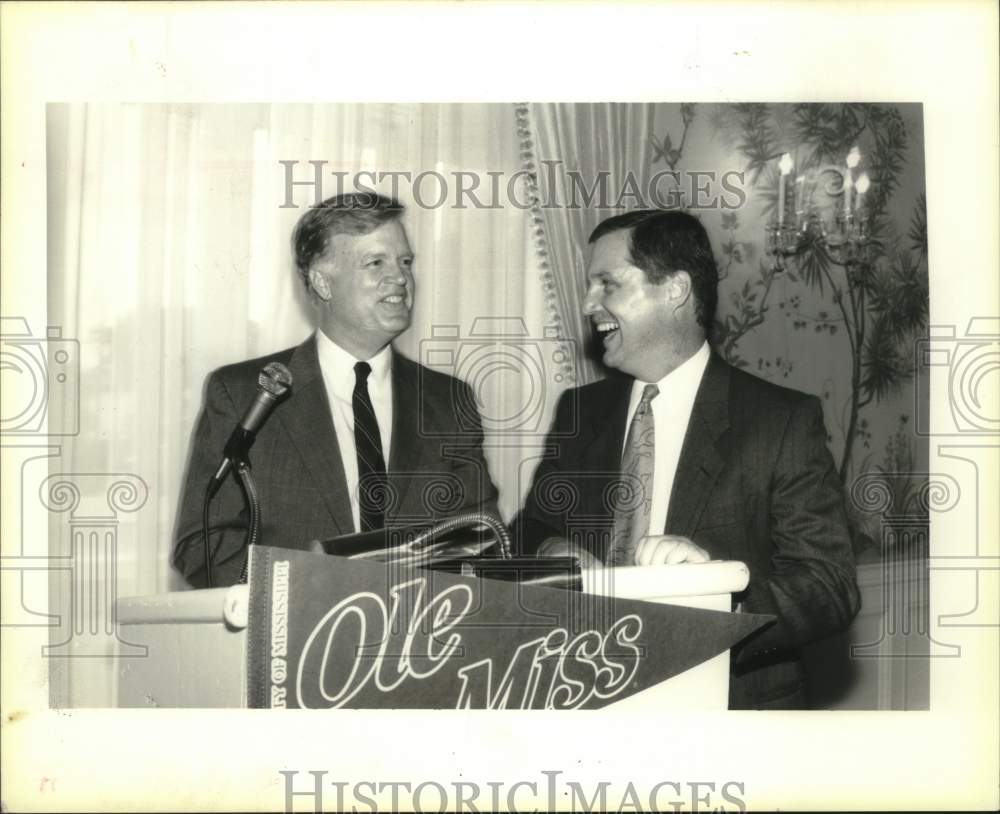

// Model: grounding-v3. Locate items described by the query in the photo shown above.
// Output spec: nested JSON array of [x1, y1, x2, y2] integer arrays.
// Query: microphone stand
[[201, 360, 291, 589], [236, 460, 261, 585], [202, 453, 262, 588]]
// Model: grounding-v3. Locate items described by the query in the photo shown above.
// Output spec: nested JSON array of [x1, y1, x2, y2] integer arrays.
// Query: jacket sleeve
[[509, 389, 575, 556], [171, 371, 251, 588], [736, 395, 862, 663], [447, 379, 500, 521]]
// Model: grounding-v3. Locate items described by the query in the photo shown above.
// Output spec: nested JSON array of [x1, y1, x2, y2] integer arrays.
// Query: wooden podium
[[117, 584, 250, 708], [117, 558, 751, 709]]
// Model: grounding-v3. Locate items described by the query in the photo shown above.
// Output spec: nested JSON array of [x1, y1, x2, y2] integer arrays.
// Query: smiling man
[[172, 193, 498, 588], [513, 209, 860, 709]]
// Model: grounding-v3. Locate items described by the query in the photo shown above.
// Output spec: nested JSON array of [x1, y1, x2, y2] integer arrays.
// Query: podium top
[[119, 584, 249, 629], [119, 561, 749, 627]]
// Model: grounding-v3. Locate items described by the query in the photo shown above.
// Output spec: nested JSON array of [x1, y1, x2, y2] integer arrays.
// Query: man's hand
[[632, 535, 710, 566], [537, 537, 604, 570]]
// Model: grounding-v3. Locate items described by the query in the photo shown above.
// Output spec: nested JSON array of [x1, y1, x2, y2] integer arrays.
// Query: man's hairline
[[307, 210, 409, 272], [590, 224, 689, 287]]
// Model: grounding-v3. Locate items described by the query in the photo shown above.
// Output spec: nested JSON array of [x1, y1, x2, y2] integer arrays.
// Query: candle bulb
[[778, 153, 793, 226]]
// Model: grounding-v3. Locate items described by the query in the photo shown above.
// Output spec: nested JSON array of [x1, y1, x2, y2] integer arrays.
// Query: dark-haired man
[[173, 193, 498, 587], [513, 210, 860, 709]]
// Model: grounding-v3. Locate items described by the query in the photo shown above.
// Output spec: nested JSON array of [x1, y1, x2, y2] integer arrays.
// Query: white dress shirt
[[623, 341, 711, 538], [315, 330, 394, 533]]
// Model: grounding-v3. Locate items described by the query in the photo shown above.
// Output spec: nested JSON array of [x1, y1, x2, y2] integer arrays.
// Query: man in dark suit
[[173, 193, 498, 588], [513, 209, 860, 709]]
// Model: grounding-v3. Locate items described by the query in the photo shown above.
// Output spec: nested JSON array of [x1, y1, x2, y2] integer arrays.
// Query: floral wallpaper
[[648, 103, 929, 557]]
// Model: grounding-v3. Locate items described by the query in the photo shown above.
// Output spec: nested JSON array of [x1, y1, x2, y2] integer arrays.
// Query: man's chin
[[601, 347, 624, 373], [599, 333, 625, 368], [601, 347, 646, 379], [378, 314, 412, 336]]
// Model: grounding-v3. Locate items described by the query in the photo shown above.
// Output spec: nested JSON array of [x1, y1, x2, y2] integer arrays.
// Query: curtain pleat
[[529, 103, 655, 385]]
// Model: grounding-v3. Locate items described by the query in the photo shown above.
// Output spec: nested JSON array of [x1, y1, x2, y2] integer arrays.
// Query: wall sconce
[[766, 146, 873, 271]]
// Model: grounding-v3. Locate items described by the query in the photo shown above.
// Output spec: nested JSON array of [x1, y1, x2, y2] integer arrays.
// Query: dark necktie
[[609, 383, 659, 566], [353, 361, 388, 532]]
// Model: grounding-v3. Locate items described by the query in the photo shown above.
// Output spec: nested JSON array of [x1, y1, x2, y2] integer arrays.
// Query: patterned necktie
[[353, 361, 388, 532], [609, 383, 659, 566]]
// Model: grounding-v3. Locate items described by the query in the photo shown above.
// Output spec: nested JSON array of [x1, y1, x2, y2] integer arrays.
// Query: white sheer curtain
[[46, 103, 551, 705], [529, 103, 655, 385]]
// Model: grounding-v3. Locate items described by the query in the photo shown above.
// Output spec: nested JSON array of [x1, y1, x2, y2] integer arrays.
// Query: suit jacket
[[172, 335, 499, 588], [512, 353, 861, 709]]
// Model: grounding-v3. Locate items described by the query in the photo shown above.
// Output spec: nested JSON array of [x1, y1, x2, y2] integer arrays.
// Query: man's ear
[[308, 267, 331, 301], [668, 270, 693, 307]]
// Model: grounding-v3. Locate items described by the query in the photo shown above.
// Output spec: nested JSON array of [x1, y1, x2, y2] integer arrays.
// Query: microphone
[[210, 361, 293, 488]]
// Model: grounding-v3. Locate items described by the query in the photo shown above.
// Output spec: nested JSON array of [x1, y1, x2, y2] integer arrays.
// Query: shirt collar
[[315, 330, 392, 402]]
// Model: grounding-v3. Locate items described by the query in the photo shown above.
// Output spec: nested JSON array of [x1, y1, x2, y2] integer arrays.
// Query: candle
[[806, 170, 817, 218], [855, 172, 870, 213], [778, 153, 793, 226], [794, 174, 805, 227], [844, 146, 860, 216]]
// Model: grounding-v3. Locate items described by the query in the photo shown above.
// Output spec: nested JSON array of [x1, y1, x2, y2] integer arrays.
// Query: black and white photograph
[[2, 2, 997, 812]]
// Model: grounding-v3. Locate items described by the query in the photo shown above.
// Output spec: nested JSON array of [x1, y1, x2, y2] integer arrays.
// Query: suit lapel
[[388, 351, 423, 510], [578, 376, 633, 470], [665, 353, 731, 537], [276, 335, 353, 537]]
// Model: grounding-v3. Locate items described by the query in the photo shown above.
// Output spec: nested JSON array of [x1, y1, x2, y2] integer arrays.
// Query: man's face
[[583, 229, 676, 380], [310, 219, 415, 358]]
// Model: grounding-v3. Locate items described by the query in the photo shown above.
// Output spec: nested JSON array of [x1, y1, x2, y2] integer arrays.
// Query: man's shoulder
[[542, 356, 818, 411], [562, 373, 631, 402], [393, 351, 473, 395], [209, 344, 302, 387], [717, 357, 824, 440], [723, 358, 817, 409], [541, 375, 630, 429], [392, 351, 483, 435]]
